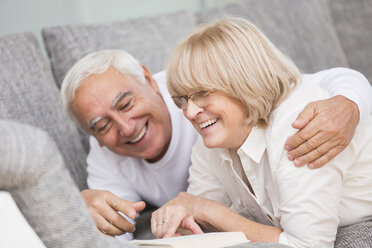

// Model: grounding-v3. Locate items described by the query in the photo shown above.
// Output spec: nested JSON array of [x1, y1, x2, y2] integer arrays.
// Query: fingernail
[[285, 145, 291, 151], [128, 209, 136, 218], [308, 163, 315, 169], [287, 153, 294, 161], [293, 120, 300, 125], [294, 159, 302, 166]]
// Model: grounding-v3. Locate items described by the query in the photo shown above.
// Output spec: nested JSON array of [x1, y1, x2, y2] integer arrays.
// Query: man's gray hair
[[60, 49, 146, 124]]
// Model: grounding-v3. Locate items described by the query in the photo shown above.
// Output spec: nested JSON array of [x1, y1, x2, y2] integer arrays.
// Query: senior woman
[[151, 17, 372, 247]]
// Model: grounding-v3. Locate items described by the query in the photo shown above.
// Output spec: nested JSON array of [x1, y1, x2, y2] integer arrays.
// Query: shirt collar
[[237, 126, 266, 164]]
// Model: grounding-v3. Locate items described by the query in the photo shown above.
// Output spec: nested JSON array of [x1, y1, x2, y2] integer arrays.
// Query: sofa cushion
[[0, 33, 87, 190], [329, 0, 372, 85], [335, 221, 372, 247], [42, 10, 197, 88], [197, 0, 349, 73]]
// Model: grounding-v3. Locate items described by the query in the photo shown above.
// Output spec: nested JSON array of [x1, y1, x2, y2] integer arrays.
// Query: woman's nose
[[184, 100, 203, 120]]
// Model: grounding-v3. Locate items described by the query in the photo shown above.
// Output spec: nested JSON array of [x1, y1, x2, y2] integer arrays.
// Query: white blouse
[[187, 71, 372, 248]]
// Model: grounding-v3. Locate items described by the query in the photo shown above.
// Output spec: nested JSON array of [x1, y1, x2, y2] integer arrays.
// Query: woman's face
[[183, 90, 252, 150]]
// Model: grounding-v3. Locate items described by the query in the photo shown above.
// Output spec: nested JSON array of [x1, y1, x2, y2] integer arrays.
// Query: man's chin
[[143, 149, 165, 163], [110, 147, 163, 162]]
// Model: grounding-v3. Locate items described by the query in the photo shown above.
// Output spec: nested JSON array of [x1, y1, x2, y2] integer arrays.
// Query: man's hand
[[81, 189, 146, 236], [151, 192, 204, 238], [285, 95, 359, 169]]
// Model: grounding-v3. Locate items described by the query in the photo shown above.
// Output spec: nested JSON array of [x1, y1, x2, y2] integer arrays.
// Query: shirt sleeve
[[86, 136, 141, 202], [311, 67, 372, 123], [187, 136, 232, 207], [272, 105, 353, 248]]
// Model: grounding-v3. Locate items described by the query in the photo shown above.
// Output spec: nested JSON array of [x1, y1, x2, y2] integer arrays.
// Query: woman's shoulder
[[270, 74, 330, 126], [265, 75, 331, 166]]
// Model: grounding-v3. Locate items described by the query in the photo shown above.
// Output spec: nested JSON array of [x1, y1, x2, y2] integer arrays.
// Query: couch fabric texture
[[329, 0, 372, 84], [0, 120, 136, 248], [197, 0, 349, 73], [0, 33, 87, 190], [42, 10, 197, 88]]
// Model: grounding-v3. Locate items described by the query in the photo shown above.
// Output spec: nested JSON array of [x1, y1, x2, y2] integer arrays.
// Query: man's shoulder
[[153, 70, 166, 84]]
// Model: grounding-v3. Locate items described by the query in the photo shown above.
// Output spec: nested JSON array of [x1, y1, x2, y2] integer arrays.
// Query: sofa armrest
[[0, 120, 136, 248]]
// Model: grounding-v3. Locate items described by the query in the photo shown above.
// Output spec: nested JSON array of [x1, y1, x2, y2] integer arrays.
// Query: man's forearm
[[317, 68, 372, 122]]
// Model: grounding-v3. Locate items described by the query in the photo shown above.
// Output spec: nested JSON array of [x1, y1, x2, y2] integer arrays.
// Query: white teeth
[[199, 118, 218, 129], [129, 125, 146, 143]]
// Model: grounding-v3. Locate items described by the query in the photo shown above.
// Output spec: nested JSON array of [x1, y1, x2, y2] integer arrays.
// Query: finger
[[287, 131, 333, 163], [158, 210, 172, 238], [162, 205, 193, 238], [308, 146, 345, 169], [107, 211, 136, 234], [182, 216, 203, 235], [285, 119, 322, 153], [108, 196, 138, 219], [94, 212, 126, 236], [130, 201, 146, 214], [97, 198, 136, 233], [97, 227, 110, 236], [162, 212, 186, 238], [153, 209, 166, 238], [291, 103, 316, 129], [153, 205, 181, 238], [291, 137, 339, 167], [151, 210, 159, 235]]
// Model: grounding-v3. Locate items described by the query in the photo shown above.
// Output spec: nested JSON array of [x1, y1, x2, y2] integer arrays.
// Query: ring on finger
[[156, 219, 169, 226]]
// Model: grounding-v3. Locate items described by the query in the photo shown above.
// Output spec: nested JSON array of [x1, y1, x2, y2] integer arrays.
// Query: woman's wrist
[[193, 197, 223, 228]]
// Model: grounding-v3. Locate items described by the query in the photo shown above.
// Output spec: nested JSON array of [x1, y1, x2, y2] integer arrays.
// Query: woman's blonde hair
[[167, 17, 301, 128]]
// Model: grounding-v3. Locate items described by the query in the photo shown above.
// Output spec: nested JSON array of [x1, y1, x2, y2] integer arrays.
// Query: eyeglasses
[[171, 90, 216, 110]]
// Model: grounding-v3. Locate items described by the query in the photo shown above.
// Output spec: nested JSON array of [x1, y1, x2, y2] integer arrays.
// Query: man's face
[[71, 66, 172, 162]]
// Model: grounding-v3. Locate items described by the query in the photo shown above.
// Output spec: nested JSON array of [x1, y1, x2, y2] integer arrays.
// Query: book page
[[130, 232, 249, 248]]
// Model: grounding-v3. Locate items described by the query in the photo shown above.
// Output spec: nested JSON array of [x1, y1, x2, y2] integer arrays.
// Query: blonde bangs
[[167, 24, 236, 97], [167, 17, 301, 127]]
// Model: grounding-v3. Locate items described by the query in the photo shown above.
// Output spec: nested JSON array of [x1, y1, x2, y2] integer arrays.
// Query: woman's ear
[[141, 65, 160, 93]]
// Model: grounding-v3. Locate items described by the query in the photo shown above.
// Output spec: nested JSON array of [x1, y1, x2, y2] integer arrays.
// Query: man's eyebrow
[[89, 91, 132, 130], [89, 116, 104, 130], [111, 91, 132, 109]]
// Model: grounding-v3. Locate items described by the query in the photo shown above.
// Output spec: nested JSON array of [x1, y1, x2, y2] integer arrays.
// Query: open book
[[129, 232, 249, 248]]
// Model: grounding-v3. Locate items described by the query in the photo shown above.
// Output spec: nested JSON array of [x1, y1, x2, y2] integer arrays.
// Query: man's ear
[[141, 65, 160, 94]]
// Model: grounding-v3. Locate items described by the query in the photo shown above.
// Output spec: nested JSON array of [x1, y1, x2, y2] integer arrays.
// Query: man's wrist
[[333, 94, 360, 123], [334, 95, 360, 123]]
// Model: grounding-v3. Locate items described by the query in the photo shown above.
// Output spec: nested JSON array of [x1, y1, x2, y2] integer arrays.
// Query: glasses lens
[[192, 90, 210, 107], [172, 96, 187, 110]]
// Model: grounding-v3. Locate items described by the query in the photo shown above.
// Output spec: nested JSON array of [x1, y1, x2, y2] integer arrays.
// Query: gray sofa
[[0, 0, 371, 247]]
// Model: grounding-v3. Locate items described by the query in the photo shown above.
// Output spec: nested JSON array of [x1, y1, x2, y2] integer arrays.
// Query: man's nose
[[114, 116, 135, 137], [184, 100, 203, 120]]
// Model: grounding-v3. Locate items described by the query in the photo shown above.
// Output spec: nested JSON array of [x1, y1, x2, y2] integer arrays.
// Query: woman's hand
[[151, 192, 204, 238]]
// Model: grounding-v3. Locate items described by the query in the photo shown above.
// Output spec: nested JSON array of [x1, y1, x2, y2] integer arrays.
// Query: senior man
[[60, 49, 372, 240]]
